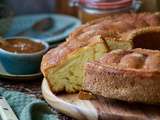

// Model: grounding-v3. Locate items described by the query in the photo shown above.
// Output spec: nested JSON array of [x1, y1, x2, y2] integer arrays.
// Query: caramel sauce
[[0, 39, 45, 53]]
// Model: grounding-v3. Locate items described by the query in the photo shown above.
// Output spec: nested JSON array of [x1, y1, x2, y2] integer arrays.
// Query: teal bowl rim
[[0, 36, 49, 56]]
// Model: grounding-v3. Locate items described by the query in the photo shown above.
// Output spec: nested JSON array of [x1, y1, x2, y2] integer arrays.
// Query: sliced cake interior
[[42, 36, 109, 93]]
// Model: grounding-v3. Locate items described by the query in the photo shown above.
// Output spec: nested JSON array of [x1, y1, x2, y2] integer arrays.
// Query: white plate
[[42, 78, 98, 120], [42, 79, 160, 120]]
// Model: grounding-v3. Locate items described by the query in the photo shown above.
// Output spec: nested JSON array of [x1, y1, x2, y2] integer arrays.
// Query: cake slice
[[41, 36, 109, 93], [83, 48, 160, 104]]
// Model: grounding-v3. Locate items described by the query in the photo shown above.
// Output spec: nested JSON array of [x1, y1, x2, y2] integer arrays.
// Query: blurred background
[[2, 0, 78, 16], [0, 0, 159, 48], [0, 0, 160, 45], [2, 0, 160, 16], [0, 0, 79, 45]]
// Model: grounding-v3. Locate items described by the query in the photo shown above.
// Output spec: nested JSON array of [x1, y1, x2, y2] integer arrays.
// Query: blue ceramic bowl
[[0, 37, 49, 75]]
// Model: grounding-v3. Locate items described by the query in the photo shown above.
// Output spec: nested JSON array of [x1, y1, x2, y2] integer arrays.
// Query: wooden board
[[42, 79, 160, 120]]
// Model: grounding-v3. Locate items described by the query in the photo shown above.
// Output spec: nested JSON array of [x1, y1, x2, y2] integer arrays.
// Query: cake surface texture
[[41, 12, 160, 93], [83, 48, 160, 103]]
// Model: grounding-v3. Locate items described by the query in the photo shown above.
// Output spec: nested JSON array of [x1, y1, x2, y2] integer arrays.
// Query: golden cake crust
[[83, 49, 160, 104], [41, 12, 160, 76], [99, 48, 160, 73]]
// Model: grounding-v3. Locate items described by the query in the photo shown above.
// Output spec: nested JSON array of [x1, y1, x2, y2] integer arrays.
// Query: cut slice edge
[[46, 35, 109, 93]]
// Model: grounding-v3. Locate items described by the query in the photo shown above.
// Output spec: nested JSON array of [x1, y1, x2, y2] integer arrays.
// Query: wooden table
[[0, 77, 75, 120]]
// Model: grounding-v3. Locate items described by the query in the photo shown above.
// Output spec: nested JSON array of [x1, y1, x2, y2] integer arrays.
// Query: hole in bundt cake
[[132, 32, 160, 50]]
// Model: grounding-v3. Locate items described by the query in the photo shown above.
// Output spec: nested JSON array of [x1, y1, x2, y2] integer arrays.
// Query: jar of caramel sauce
[[72, 0, 141, 23]]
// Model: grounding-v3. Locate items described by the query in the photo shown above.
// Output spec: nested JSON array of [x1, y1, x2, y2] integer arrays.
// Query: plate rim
[[0, 72, 42, 80], [41, 78, 98, 120]]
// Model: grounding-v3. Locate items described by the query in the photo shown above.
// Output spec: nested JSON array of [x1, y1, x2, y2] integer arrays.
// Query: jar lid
[[79, 0, 133, 9]]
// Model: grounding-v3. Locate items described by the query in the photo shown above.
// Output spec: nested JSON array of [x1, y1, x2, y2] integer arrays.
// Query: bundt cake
[[83, 48, 160, 104], [41, 12, 160, 93]]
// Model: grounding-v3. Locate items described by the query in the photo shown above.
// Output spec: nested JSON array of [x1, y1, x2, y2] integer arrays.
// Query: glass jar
[[71, 0, 141, 23], [56, 0, 78, 17], [141, 0, 160, 12]]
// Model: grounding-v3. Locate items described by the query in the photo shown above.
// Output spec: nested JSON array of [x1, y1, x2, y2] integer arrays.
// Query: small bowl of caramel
[[0, 37, 49, 75]]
